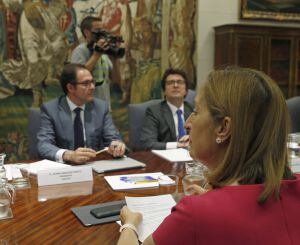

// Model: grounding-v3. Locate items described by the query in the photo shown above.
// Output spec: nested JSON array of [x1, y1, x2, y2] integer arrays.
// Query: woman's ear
[[215, 116, 231, 143]]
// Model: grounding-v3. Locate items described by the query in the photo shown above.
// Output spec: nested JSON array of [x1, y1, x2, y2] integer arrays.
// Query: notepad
[[104, 172, 163, 190], [152, 148, 193, 162], [125, 194, 176, 242], [87, 157, 146, 173]]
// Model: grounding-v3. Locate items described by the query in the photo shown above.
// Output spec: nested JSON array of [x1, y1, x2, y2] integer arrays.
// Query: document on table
[[291, 157, 300, 173], [105, 172, 163, 190], [4, 165, 23, 180], [125, 194, 176, 242], [17, 159, 71, 175], [152, 148, 193, 162]]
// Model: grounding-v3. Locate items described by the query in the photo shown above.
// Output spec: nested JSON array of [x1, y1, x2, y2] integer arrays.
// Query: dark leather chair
[[28, 107, 41, 158], [185, 89, 196, 107], [127, 90, 196, 151], [128, 99, 162, 151], [286, 96, 300, 133]]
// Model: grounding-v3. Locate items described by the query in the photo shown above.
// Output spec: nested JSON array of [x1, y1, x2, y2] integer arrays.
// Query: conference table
[[0, 151, 187, 244]]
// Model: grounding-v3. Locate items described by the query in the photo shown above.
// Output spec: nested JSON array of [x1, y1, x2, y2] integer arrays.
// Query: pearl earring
[[216, 137, 222, 144]]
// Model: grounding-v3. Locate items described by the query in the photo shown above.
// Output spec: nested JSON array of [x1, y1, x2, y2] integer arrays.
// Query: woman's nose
[[185, 114, 192, 130]]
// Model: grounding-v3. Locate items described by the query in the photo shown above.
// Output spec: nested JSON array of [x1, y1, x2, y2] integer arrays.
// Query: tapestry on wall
[[0, 0, 196, 162]]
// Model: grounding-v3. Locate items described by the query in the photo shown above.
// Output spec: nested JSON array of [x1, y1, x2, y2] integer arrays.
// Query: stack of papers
[[4, 165, 23, 180], [18, 159, 71, 175], [104, 172, 163, 190], [125, 194, 176, 242], [152, 148, 193, 162]]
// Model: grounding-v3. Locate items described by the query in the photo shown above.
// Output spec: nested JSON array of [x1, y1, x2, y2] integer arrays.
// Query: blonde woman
[[117, 67, 300, 245]]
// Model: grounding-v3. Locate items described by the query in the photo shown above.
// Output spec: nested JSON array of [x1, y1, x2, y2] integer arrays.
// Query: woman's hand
[[186, 184, 209, 195], [120, 206, 142, 228]]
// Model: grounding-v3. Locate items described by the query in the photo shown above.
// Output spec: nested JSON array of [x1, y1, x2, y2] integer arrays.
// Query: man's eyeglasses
[[166, 79, 185, 86], [73, 80, 95, 87]]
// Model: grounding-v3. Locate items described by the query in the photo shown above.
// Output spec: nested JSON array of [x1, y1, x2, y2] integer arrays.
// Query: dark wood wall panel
[[236, 35, 263, 70], [214, 24, 300, 98]]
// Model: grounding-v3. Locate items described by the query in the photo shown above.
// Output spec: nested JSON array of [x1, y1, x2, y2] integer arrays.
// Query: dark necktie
[[176, 109, 186, 140], [74, 107, 84, 149]]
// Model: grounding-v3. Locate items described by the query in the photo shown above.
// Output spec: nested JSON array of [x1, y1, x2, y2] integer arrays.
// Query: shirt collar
[[66, 96, 85, 112], [166, 101, 184, 115]]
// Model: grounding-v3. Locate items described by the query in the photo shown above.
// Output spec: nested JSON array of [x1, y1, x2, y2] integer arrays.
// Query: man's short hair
[[161, 68, 189, 92], [80, 16, 102, 38], [60, 63, 87, 95]]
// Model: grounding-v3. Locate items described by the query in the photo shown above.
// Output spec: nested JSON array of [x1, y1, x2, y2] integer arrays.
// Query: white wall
[[196, 0, 300, 86]]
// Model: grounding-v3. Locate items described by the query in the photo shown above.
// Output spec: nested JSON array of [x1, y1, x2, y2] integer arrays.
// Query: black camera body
[[90, 29, 125, 58]]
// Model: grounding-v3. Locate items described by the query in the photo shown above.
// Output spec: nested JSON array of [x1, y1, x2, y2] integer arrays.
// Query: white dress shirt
[[166, 101, 185, 149]]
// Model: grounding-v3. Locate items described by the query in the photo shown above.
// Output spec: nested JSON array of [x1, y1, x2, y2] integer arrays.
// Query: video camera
[[89, 29, 125, 58]]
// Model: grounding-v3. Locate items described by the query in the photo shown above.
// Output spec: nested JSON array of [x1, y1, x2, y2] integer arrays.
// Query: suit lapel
[[84, 102, 94, 148], [162, 102, 177, 140], [58, 97, 74, 149]]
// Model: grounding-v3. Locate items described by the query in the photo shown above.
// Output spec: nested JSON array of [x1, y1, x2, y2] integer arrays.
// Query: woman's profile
[[117, 67, 300, 245]]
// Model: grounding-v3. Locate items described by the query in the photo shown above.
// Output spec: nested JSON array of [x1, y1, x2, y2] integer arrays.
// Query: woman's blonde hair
[[203, 67, 293, 203]]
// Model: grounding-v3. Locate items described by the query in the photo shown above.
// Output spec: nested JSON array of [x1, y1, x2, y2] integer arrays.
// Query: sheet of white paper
[[4, 164, 23, 180], [291, 157, 300, 173], [152, 148, 193, 162], [18, 159, 70, 175], [125, 194, 176, 242], [104, 172, 163, 190]]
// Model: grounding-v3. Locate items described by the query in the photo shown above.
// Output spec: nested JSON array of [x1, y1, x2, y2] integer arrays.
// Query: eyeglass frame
[[70, 79, 95, 88], [165, 79, 186, 86]]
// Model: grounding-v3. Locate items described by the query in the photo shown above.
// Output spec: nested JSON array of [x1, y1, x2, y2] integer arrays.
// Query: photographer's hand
[[85, 38, 108, 71], [94, 38, 109, 53]]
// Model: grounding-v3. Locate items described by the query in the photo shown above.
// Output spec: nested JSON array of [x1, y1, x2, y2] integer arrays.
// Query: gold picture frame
[[241, 0, 300, 22]]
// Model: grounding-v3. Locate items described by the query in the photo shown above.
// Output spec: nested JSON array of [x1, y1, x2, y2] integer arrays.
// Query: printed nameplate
[[37, 166, 93, 186]]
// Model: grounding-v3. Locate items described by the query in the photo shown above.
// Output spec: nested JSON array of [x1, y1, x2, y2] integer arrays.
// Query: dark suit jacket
[[140, 100, 193, 150], [37, 96, 121, 160]]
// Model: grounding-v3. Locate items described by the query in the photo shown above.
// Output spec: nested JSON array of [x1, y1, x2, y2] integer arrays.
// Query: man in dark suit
[[140, 68, 194, 150], [37, 63, 125, 164]]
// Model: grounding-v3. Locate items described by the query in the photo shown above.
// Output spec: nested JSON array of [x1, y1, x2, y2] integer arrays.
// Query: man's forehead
[[76, 68, 92, 80]]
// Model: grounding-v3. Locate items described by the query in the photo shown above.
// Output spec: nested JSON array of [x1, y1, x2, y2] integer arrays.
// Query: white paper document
[[291, 157, 300, 173], [17, 159, 71, 175], [125, 194, 176, 242], [152, 148, 193, 162], [104, 172, 163, 190], [4, 164, 23, 180], [87, 157, 146, 173]]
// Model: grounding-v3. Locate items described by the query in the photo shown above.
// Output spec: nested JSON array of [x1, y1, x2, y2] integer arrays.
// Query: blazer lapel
[[58, 97, 74, 149], [162, 102, 177, 140], [84, 102, 95, 148]]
